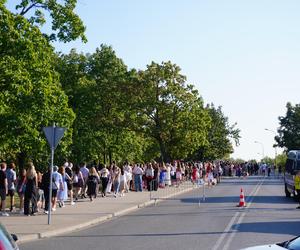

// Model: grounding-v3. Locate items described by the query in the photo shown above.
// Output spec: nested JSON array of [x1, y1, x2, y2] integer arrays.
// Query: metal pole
[[48, 147, 54, 225], [47, 124, 55, 225], [202, 179, 205, 201]]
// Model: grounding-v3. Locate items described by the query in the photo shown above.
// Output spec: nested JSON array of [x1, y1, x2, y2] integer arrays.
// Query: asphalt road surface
[[20, 176, 300, 250]]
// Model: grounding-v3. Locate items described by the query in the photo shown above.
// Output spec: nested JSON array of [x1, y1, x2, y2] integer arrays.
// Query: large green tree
[[57, 45, 147, 164], [10, 0, 86, 42], [136, 62, 211, 162], [0, 4, 75, 168], [276, 102, 300, 151], [193, 104, 240, 161]]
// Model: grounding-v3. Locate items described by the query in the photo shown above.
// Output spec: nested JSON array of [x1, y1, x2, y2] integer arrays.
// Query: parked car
[[242, 236, 300, 250], [0, 223, 19, 250]]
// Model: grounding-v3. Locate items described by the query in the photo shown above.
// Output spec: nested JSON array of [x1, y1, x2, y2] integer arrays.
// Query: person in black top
[[87, 167, 99, 201], [65, 162, 75, 205], [24, 162, 38, 216], [0, 162, 9, 216], [41, 167, 51, 213]]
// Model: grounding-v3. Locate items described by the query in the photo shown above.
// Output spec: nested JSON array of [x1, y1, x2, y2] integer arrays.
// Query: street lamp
[[264, 128, 278, 169], [254, 140, 265, 159]]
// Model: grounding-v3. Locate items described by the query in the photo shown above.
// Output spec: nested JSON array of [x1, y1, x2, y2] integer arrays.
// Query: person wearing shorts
[[6, 163, 17, 212]]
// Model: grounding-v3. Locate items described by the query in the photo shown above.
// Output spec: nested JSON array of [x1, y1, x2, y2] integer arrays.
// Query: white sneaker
[[19, 209, 24, 214], [1, 212, 9, 217], [51, 208, 56, 212], [70, 202, 75, 205]]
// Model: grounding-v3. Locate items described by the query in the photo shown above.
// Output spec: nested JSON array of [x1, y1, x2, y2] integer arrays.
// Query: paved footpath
[[1, 182, 197, 244]]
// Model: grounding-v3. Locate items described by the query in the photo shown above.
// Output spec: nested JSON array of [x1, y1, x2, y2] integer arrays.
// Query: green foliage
[[261, 156, 273, 165], [193, 104, 240, 161], [13, 0, 87, 42], [136, 62, 211, 162], [1, 2, 241, 165], [56, 45, 149, 163], [0, 5, 75, 167], [276, 102, 300, 151], [275, 153, 287, 171]]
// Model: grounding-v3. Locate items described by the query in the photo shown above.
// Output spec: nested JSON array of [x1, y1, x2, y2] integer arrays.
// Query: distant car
[[0, 223, 19, 250], [242, 236, 300, 250]]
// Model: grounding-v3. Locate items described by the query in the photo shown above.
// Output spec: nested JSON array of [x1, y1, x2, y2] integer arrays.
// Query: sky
[[9, 0, 300, 160]]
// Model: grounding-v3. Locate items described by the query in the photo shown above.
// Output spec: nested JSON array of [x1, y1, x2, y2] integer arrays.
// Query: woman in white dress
[[165, 163, 171, 186], [58, 166, 69, 207], [119, 166, 127, 197], [124, 164, 132, 192]]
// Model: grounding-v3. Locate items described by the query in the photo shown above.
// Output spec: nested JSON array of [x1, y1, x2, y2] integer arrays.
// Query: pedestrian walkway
[[1, 184, 196, 244]]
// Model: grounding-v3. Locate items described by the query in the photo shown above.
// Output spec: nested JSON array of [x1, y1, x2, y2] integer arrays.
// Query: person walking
[[73, 164, 84, 202], [24, 162, 38, 216], [124, 163, 132, 192], [17, 168, 26, 214], [51, 166, 63, 211], [112, 165, 121, 197], [79, 162, 89, 198], [133, 164, 143, 192], [119, 166, 127, 196], [0, 162, 9, 216], [295, 171, 300, 209], [145, 163, 154, 191], [6, 163, 17, 212], [57, 166, 69, 208], [36, 171, 44, 212], [65, 162, 75, 205], [99, 165, 109, 197], [41, 167, 51, 214], [87, 167, 99, 201]]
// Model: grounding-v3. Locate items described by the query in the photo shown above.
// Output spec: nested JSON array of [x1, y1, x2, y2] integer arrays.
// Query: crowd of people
[[0, 160, 274, 217]]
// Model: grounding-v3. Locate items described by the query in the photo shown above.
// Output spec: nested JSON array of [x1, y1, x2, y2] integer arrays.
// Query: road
[[20, 176, 300, 250]]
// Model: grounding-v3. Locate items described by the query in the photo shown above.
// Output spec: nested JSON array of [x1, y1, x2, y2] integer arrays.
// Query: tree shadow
[[180, 196, 296, 204], [235, 221, 300, 236]]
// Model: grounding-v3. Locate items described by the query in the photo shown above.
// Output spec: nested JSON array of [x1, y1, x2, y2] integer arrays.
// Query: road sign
[[43, 126, 66, 149], [43, 124, 66, 225]]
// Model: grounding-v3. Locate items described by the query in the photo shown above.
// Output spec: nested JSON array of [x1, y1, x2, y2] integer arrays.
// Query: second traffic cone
[[237, 188, 246, 207]]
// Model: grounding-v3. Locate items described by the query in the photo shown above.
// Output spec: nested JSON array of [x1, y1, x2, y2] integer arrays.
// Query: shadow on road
[[235, 221, 300, 236], [180, 196, 296, 204]]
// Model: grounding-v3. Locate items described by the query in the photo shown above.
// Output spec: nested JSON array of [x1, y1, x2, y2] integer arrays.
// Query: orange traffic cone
[[237, 188, 246, 207]]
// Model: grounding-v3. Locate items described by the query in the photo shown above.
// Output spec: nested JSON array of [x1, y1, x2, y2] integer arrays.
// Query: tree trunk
[[17, 151, 26, 172], [108, 148, 112, 166], [157, 137, 170, 163], [103, 152, 106, 165]]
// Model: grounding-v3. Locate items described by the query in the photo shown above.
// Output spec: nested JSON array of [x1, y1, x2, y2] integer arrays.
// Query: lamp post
[[254, 140, 265, 160], [264, 128, 278, 170]]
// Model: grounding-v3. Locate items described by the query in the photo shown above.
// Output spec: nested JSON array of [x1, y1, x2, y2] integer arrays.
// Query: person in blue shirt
[[6, 163, 16, 212]]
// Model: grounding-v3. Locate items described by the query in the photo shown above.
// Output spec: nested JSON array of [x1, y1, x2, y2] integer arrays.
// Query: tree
[[275, 153, 287, 171], [11, 0, 86, 42], [193, 104, 240, 161], [56, 45, 146, 163], [0, 4, 75, 169], [276, 102, 300, 151], [136, 61, 211, 162]]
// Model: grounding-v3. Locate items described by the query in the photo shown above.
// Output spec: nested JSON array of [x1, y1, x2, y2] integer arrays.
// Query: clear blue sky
[[10, 0, 300, 160]]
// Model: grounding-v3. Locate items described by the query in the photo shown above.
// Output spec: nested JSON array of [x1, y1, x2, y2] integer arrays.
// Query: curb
[[18, 214, 113, 244]]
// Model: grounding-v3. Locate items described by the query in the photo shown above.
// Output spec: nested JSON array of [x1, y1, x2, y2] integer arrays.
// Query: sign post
[[43, 124, 66, 225]]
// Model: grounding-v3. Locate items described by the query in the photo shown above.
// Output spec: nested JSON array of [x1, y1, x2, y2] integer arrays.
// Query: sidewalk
[[1, 183, 196, 244]]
